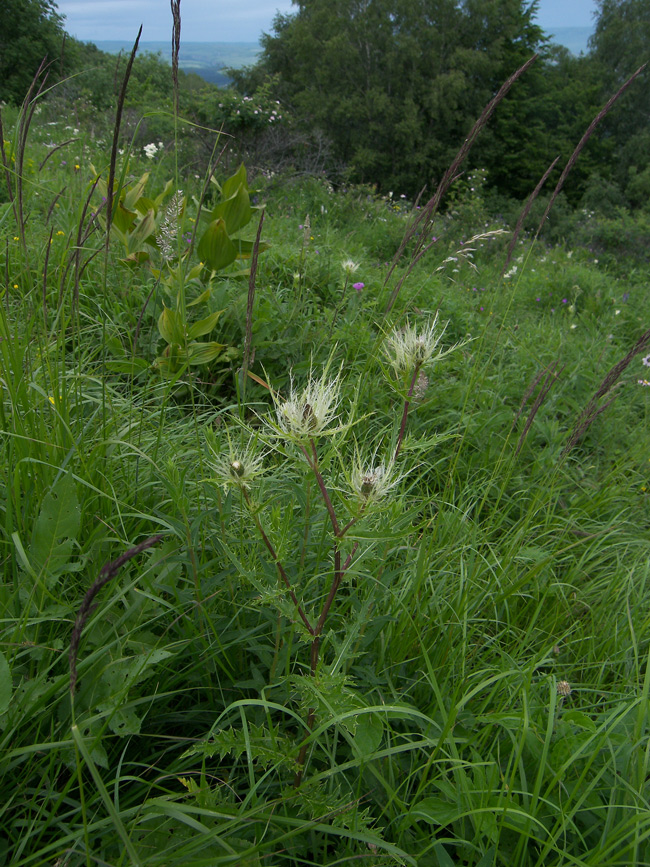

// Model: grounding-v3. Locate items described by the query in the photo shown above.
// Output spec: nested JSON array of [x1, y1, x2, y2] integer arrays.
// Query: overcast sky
[[55, 0, 600, 43]]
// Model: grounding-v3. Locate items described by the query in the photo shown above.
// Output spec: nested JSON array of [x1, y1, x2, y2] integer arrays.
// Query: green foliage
[[589, 0, 650, 197], [2, 30, 650, 867], [241, 0, 555, 195], [0, 0, 67, 104], [93, 163, 264, 377]]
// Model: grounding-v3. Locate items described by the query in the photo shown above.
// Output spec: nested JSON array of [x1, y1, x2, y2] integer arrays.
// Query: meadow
[[0, 65, 649, 867]]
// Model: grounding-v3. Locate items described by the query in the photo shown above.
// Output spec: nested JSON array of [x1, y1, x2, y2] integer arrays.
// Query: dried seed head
[[557, 680, 572, 698], [229, 460, 245, 478], [341, 258, 360, 275]]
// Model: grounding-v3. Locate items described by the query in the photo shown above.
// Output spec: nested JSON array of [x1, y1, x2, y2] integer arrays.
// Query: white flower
[[274, 368, 343, 441], [341, 259, 360, 275], [615, 309, 621, 315], [570, 324, 578, 330], [350, 453, 401, 503], [143, 142, 159, 159], [383, 313, 451, 375], [206, 435, 265, 492], [642, 355, 650, 368]]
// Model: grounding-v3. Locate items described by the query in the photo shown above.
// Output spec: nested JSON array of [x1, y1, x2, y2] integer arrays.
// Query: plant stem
[[394, 363, 421, 462], [242, 488, 315, 635], [300, 441, 340, 536]]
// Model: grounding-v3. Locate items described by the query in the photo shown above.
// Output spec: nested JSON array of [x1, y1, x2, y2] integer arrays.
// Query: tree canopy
[[242, 0, 551, 195], [230, 0, 648, 207], [0, 0, 69, 103]]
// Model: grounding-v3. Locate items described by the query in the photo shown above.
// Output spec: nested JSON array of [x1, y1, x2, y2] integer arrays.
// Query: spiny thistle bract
[[206, 433, 265, 492], [272, 368, 343, 442]]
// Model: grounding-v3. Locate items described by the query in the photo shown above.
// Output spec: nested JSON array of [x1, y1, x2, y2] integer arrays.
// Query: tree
[[0, 0, 68, 104], [237, 0, 550, 195], [588, 0, 650, 207]]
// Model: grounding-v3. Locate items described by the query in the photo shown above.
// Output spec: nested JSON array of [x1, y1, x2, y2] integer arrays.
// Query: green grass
[[0, 80, 649, 867]]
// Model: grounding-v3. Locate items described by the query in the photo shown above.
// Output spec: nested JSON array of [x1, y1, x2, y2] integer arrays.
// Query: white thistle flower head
[[341, 258, 360, 275], [383, 313, 449, 376], [350, 453, 401, 503], [275, 368, 342, 441], [207, 436, 265, 492]]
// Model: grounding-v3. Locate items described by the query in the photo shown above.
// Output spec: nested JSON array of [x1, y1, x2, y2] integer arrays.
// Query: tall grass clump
[[0, 15, 649, 867]]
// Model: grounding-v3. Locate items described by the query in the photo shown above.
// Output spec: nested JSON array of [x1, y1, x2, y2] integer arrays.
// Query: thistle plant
[[383, 313, 464, 460], [206, 327, 459, 784]]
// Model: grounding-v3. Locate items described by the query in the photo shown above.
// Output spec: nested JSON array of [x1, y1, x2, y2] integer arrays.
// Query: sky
[[54, 0, 600, 44]]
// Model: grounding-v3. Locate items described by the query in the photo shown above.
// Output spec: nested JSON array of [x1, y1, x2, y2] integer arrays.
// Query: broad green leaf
[[221, 163, 248, 200], [211, 183, 252, 234], [187, 310, 222, 339], [187, 341, 227, 365], [0, 651, 11, 714], [187, 262, 204, 280], [105, 358, 150, 375], [123, 171, 150, 210], [30, 473, 80, 583], [197, 218, 237, 271], [112, 202, 137, 234], [135, 195, 156, 216], [128, 209, 156, 251], [409, 797, 458, 826], [187, 286, 212, 307], [154, 178, 174, 209], [158, 307, 186, 345], [354, 712, 384, 756], [233, 238, 270, 260], [563, 710, 597, 732]]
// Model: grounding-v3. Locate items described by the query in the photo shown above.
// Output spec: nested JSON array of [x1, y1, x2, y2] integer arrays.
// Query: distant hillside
[[91, 28, 592, 89], [92, 41, 261, 87]]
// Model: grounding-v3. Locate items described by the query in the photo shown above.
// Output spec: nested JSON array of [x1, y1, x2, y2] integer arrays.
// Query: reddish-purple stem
[[300, 441, 340, 536], [394, 364, 421, 463], [243, 488, 315, 635]]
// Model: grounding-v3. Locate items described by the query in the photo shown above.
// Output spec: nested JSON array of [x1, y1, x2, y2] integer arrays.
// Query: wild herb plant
[[200, 318, 461, 785]]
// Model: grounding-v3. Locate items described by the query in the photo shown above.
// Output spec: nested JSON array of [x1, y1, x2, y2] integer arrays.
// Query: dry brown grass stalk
[[105, 27, 142, 248], [383, 54, 538, 316], [562, 327, 650, 457], [502, 156, 560, 274], [171, 0, 181, 118], [535, 63, 647, 240], [69, 534, 164, 693], [514, 361, 563, 456]]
